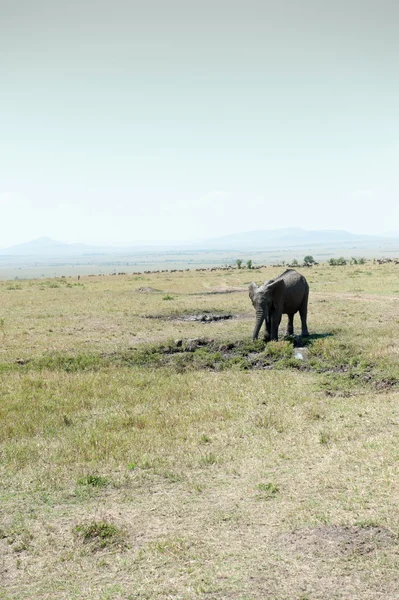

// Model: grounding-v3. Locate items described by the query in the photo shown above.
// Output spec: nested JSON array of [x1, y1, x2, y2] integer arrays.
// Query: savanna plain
[[1, 262, 399, 599]]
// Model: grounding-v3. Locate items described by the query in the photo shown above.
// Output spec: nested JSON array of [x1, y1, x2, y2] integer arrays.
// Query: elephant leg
[[286, 314, 294, 337], [299, 294, 309, 337], [264, 316, 271, 342], [270, 312, 282, 341]]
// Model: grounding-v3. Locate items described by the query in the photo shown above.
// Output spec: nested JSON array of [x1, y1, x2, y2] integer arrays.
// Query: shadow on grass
[[288, 332, 335, 347]]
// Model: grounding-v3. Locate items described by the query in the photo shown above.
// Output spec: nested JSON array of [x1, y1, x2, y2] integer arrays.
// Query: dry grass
[[1, 262, 399, 599]]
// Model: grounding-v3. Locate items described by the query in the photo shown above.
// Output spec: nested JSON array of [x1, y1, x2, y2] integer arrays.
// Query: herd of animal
[[102, 258, 398, 278], [375, 258, 399, 264]]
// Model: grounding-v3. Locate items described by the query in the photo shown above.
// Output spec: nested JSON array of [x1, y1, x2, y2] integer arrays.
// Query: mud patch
[[136, 287, 161, 293], [127, 338, 301, 372], [7, 338, 398, 394], [278, 525, 397, 558], [145, 312, 235, 323], [120, 339, 399, 394], [373, 378, 398, 391], [176, 313, 234, 323], [190, 287, 246, 296]]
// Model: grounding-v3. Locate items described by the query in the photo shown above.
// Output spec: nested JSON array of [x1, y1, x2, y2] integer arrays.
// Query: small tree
[[303, 255, 315, 266], [291, 258, 299, 266], [236, 259, 243, 269], [246, 259, 253, 269], [329, 257, 347, 266], [351, 257, 366, 265]]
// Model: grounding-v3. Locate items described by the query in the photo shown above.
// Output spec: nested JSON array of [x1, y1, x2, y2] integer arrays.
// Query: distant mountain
[[0, 229, 389, 257], [198, 228, 378, 248], [381, 230, 399, 238], [0, 237, 106, 256]]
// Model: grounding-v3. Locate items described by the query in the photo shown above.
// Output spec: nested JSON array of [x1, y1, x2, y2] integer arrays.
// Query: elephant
[[248, 269, 309, 341]]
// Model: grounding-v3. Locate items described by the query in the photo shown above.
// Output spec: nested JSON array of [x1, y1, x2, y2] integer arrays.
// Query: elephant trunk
[[252, 309, 265, 340]]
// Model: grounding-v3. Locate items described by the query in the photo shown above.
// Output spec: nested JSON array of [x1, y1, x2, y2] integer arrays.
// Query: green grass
[[1, 262, 399, 599], [255, 482, 280, 500], [77, 474, 110, 487], [74, 520, 126, 551]]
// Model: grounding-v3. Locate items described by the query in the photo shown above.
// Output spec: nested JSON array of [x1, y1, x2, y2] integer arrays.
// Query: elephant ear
[[248, 282, 258, 303], [265, 278, 285, 310]]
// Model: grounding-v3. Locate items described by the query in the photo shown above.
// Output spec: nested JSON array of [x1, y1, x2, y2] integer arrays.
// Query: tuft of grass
[[162, 295, 174, 300], [2, 517, 33, 553], [74, 520, 126, 551], [62, 414, 73, 426], [319, 430, 332, 445], [148, 536, 193, 559], [263, 340, 293, 360], [199, 452, 218, 466], [77, 474, 110, 487], [310, 337, 353, 364], [255, 482, 280, 500], [240, 339, 267, 354], [162, 471, 185, 483]]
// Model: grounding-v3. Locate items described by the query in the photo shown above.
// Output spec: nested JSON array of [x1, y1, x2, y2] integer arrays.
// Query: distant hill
[[0, 237, 106, 256], [0, 229, 394, 257], [198, 228, 379, 249]]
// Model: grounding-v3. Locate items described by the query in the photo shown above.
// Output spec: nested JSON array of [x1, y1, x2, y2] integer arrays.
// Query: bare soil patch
[[190, 286, 247, 295], [278, 525, 397, 558]]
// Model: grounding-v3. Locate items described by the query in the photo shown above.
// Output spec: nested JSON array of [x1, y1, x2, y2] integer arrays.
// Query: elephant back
[[278, 269, 309, 313]]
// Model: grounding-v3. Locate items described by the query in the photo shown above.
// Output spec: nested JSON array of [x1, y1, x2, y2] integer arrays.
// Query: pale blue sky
[[1, 0, 398, 246]]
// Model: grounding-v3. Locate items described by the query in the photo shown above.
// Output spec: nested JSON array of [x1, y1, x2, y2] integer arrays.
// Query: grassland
[[1, 263, 399, 599], [1, 237, 399, 280]]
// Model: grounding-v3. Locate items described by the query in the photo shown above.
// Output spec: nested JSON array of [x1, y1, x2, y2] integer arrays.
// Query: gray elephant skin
[[248, 269, 309, 341]]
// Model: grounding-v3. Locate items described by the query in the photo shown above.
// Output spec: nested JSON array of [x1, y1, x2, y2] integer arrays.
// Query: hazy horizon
[[1, 0, 398, 247], [2, 226, 399, 251]]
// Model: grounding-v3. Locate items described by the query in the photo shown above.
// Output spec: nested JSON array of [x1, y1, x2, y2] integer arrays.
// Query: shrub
[[303, 255, 315, 266], [351, 257, 366, 265], [329, 257, 347, 266], [236, 259, 243, 269]]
